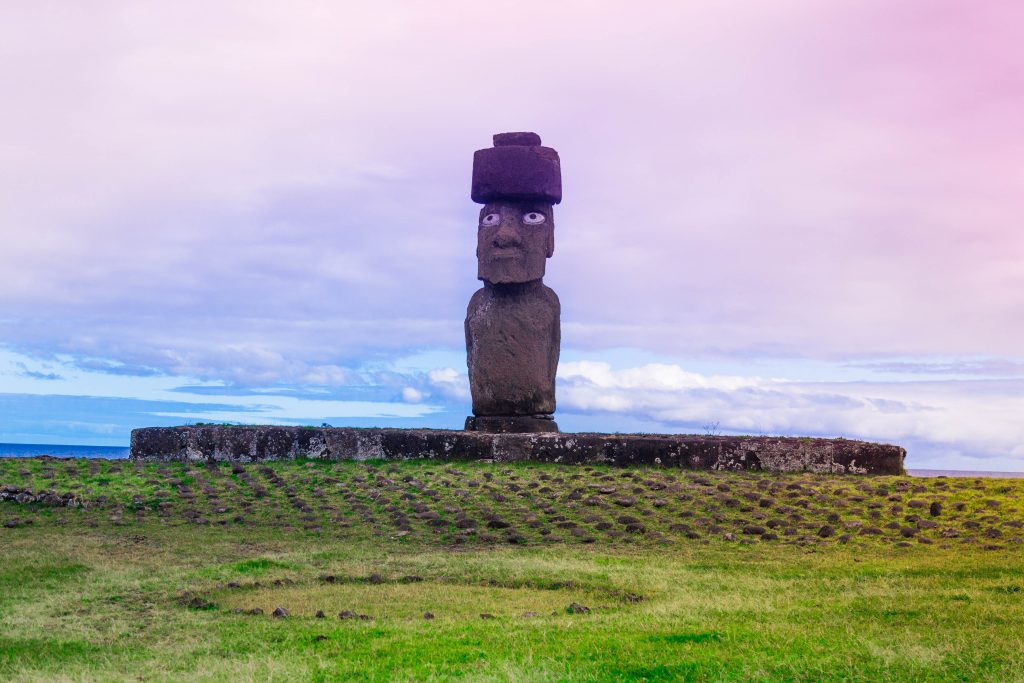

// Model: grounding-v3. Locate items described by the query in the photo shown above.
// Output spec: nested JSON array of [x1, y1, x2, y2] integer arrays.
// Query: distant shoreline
[[0, 442, 130, 459], [1, 443, 1022, 477], [906, 469, 1024, 479]]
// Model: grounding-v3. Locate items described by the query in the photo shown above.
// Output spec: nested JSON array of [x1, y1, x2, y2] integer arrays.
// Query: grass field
[[2, 456, 1023, 681]]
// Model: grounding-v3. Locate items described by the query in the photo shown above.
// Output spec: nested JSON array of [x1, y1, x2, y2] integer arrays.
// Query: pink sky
[[0, 1, 1021, 467]]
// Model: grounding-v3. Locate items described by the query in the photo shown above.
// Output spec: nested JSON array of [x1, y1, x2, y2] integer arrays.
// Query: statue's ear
[[546, 228, 554, 258]]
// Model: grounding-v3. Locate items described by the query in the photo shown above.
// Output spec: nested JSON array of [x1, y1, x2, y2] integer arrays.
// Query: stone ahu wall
[[130, 426, 905, 475]]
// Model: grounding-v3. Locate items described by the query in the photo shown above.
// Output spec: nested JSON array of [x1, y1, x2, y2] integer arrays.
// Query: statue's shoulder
[[467, 286, 490, 312], [539, 283, 560, 310]]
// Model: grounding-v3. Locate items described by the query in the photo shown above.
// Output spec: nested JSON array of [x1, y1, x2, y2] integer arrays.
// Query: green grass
[[1, 457, 1023, 681]]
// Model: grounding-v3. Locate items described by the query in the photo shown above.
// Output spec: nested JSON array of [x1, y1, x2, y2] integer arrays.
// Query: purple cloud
[[0, 2, 1021, 468]]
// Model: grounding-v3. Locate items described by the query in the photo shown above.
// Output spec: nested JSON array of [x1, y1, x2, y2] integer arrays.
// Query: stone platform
[[130, 426, 905, 475]]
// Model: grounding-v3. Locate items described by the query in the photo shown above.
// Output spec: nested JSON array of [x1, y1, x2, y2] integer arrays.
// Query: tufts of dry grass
[[2, 457, 1024, 681]]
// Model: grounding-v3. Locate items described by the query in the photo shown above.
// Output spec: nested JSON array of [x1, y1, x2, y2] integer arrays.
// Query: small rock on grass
[[315, 610, 325, 619], [182, 594, 215, 610], [567, 603, 591, 614], [480, 613, 496, 619], [339, 610, 371, 620], [423, 612, 435, 620], [272, 607, 289, 618]]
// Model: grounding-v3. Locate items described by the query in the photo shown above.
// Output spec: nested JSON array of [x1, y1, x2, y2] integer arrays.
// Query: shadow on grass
[[0, 561, 90, 592], [0, 637, 111, 669], [650, 631, 723, 645]]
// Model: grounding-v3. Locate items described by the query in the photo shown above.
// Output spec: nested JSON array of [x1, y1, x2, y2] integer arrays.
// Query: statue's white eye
[[481, 213, 501, 227], [522, 211, 546, 225]]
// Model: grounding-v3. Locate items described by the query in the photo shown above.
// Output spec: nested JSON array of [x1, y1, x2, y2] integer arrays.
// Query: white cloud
[[1, 1, 1022, 468], [560, 361, 759, 391], [558, 361, 1024, 470], [401, 386, 424, 403], [0, 347, 437, 421], [1, 0, 1022, 369], [427, 367, 470, 401], [4, 344, 1023, 469]]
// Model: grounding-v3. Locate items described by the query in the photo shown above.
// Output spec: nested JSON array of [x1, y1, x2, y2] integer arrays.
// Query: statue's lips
[[487, 248, 523, 260]]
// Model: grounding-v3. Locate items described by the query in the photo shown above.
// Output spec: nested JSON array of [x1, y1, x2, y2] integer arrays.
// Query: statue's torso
[[465, 282, 560, 416]]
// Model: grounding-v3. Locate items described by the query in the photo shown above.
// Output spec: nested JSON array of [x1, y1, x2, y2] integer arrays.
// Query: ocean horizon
[[0, 442, 130, 459], [1, 442, 1023, 477]]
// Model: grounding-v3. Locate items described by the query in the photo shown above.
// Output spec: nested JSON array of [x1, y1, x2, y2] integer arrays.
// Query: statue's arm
[[465, 287, 487, 361], [546, 285, 561, 382]]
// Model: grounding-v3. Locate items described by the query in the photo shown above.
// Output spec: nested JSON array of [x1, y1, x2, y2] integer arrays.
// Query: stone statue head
[[471, 132, 561, 285], [476, 200, 554, 284]]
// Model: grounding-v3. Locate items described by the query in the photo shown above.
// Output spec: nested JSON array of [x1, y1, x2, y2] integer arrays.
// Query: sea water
[[0, 443, 129, 459], [907, 469, 1024, 479]]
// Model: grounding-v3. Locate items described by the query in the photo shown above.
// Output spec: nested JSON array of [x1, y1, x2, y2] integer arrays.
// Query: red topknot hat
[[471, 132, 562, 205]]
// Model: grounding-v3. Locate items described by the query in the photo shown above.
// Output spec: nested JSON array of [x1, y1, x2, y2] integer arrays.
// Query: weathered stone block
[[464, 415, 559, 433], [130, 426, 906, 475]]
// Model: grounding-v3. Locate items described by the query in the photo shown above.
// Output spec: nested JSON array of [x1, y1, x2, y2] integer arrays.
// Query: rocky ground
[[3, 456, 1024, 681], [2, 456, 1021, 550]]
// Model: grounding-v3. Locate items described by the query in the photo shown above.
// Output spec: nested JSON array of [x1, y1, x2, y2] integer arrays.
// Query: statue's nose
[[492, 220, 521, 248]]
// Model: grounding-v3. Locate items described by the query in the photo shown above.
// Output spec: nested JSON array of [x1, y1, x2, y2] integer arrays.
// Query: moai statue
[[465, 132, 561, 433]]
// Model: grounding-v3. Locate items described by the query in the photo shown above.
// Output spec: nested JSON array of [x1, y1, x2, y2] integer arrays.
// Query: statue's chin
[[479, 274, 542, 285], [478, 261, 545, 285]]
